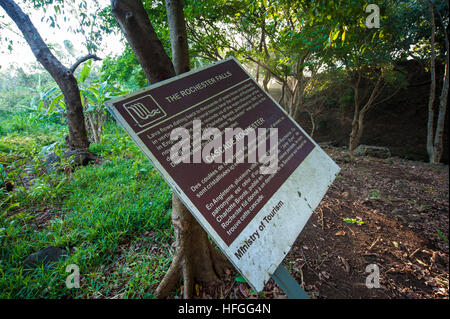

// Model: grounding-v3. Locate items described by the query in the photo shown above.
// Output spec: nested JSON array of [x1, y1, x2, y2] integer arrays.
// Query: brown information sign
[[106, 57, 340, 291]]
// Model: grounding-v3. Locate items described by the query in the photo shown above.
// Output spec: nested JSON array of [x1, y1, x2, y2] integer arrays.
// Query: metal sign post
[[272, 264, 309, 299]]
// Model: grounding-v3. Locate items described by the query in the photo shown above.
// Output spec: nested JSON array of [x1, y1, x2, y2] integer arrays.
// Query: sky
[[0, 0, 124, 73]]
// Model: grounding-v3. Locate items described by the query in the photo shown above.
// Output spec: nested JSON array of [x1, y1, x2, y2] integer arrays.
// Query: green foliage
[[29, 0, 107, 53], [0, 107, 174, 298], [34, 59, 125, 143], [77, 60, 126, 113], [99, 0, 176, 88], [0, 67, 55, 110], [437, 230, 449, 244], [343, 217, 365, 225], [183, 0, 429, 123], [101, 45, 148, 90], [38, 60, 123, 116], [0, 107, 67, 216], [234, 274, 247, 283], [369, 190, 381, 199]]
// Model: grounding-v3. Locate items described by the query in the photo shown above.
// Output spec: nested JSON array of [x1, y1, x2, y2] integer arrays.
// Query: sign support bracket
[[272, 264, 310, 299]]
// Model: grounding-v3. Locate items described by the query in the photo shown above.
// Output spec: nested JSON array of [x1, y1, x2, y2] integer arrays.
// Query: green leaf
[[343, 217, 364, 225], [47, 93, 64, 115], [6, 202, 20, 212], [372, 32, 378, 42], [42, 86, 58, 100], [78, 59, 92, 83], [38, 99, 44, 111], [332, 30, 340, 41], [437, 230, 449, 243]]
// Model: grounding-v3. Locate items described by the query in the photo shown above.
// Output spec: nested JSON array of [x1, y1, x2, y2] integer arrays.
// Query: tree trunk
[[262, 69, 271, 92], [256, 63, 260, 83], [111, 0, 231, 299], [433, 62, 448, 162], [349, 105, 360, 153], [355, 110, 366, 150], [278, 81, 286, 106], [349, 70, 384, 156], [1, 0, 90, 150], [431, 4, 449, 163], [308, 111, 315, 137], [349, 74, 361, 154], [427, 1, 437, 162], [293, 80, 305, 121], [261, 18, 270, 93], [111, 0, 175, 84], [156, 195, 231, 298], [165, 0, 190, 75], [289, 80, 299, 116]]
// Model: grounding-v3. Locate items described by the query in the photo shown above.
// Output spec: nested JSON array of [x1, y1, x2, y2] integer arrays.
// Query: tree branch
[[370, 85, 402, 108], [69, 54, 101, 74], [361, 75, 383, 113], [243, 54, 287, 87]]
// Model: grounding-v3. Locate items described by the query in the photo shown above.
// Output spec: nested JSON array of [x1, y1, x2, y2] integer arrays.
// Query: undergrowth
[[0, 108, 173, 298]]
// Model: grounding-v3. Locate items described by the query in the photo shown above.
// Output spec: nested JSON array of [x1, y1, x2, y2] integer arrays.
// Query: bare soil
[[188, 146, 449, 299]]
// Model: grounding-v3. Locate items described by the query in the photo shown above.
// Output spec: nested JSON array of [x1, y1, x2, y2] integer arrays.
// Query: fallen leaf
[[319, 271, 331, 280], [416, 258, 428, 267], [338, 255, 350, 273], [239, 283, 249, 297], [195, 284, 201, 297], [335, 230, 346, 236]]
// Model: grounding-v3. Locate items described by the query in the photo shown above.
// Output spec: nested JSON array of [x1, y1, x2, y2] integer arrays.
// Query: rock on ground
[[353, 144, 391, 159], [24, 246, 67, 268]]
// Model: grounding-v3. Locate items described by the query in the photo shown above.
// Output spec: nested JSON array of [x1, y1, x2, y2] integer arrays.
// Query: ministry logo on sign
[[123, 94, 166, 128]]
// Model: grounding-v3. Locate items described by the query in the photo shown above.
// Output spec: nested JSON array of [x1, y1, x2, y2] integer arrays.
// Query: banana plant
[[36, 60, 126, 142]]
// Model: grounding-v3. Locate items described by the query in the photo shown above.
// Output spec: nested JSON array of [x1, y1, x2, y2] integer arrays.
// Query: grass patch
[[0, 108, 174, 298]]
